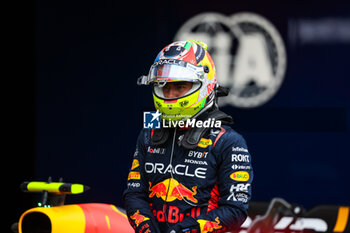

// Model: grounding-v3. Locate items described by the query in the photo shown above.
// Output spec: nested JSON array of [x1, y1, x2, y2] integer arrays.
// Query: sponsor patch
[[231, 153, 250, 162], [232, 146, 249, 153], [230, 171, 249, 182], [131, 159, 139, 170], [188, 150, 208, 159], [128, 172, 141, 180], [147, 146, 166, 154], [232, 164, 251, 170], [127, 182, 141, 188], [197, 138, 213, 148], [145, 162, 207, 179]]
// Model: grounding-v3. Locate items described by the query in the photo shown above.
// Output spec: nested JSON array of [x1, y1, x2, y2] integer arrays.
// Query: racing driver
[[123, 41, 253, 233]]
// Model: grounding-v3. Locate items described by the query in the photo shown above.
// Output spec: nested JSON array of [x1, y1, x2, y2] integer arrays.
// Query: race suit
[[123, 124, 253, 233]]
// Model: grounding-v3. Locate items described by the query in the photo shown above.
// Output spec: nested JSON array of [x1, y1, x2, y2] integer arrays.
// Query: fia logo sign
[[143, 110, 161, 129], [174, 12, 287, 108]]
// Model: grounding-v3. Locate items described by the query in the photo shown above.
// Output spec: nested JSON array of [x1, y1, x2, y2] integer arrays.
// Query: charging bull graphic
[[197, 217, 222, 233], [149, 178, 198, 203], [129, 210, 150, 227]]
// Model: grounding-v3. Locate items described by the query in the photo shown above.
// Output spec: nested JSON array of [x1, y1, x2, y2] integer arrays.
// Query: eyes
[[161, 82, 193, 98], [163, 82, 188, 91]]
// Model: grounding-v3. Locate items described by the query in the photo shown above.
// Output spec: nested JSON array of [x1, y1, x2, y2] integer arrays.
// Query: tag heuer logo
[[174, 12, 287, 108]]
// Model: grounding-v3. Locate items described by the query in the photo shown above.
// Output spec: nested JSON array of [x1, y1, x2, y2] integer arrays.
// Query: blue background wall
[[10, 0, 350, 227]]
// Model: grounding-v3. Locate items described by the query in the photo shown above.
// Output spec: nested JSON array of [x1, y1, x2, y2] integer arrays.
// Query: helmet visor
[[148, 59, 205, 84], [153, 81, 202, 100]]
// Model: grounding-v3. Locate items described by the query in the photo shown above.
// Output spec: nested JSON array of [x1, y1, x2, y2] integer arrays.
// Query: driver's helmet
[[138, 40, 217, 122]]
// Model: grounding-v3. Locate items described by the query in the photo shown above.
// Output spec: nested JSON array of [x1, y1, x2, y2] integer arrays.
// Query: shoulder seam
[[212, 127, 226, 148]]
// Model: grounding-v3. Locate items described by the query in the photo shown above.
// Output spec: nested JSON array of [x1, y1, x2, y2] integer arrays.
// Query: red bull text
[[150, 203, 202, 224]]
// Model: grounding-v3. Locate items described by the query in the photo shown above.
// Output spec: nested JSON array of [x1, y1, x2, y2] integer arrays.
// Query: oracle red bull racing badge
[[149, 178, 198, 203]]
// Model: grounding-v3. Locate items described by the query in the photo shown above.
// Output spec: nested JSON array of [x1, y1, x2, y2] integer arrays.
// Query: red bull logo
[[197, 217, 222, 233], [129, 210, 150, 227], [149, 178, 198, 203]]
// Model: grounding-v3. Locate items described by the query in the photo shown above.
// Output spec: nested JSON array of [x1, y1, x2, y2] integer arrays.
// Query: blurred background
[[9, 0, 350, 229]]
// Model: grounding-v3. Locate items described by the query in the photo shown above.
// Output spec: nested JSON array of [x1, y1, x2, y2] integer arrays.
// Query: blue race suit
[[123, 120, 253, 233]]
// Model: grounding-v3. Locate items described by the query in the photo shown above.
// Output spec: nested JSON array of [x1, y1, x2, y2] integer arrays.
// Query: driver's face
[[162, 81, 193, 99]]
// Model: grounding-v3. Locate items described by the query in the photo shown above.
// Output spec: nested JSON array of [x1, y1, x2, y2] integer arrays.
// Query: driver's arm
[[123, 130, 161, 233], [196, 130, 253, 232]]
